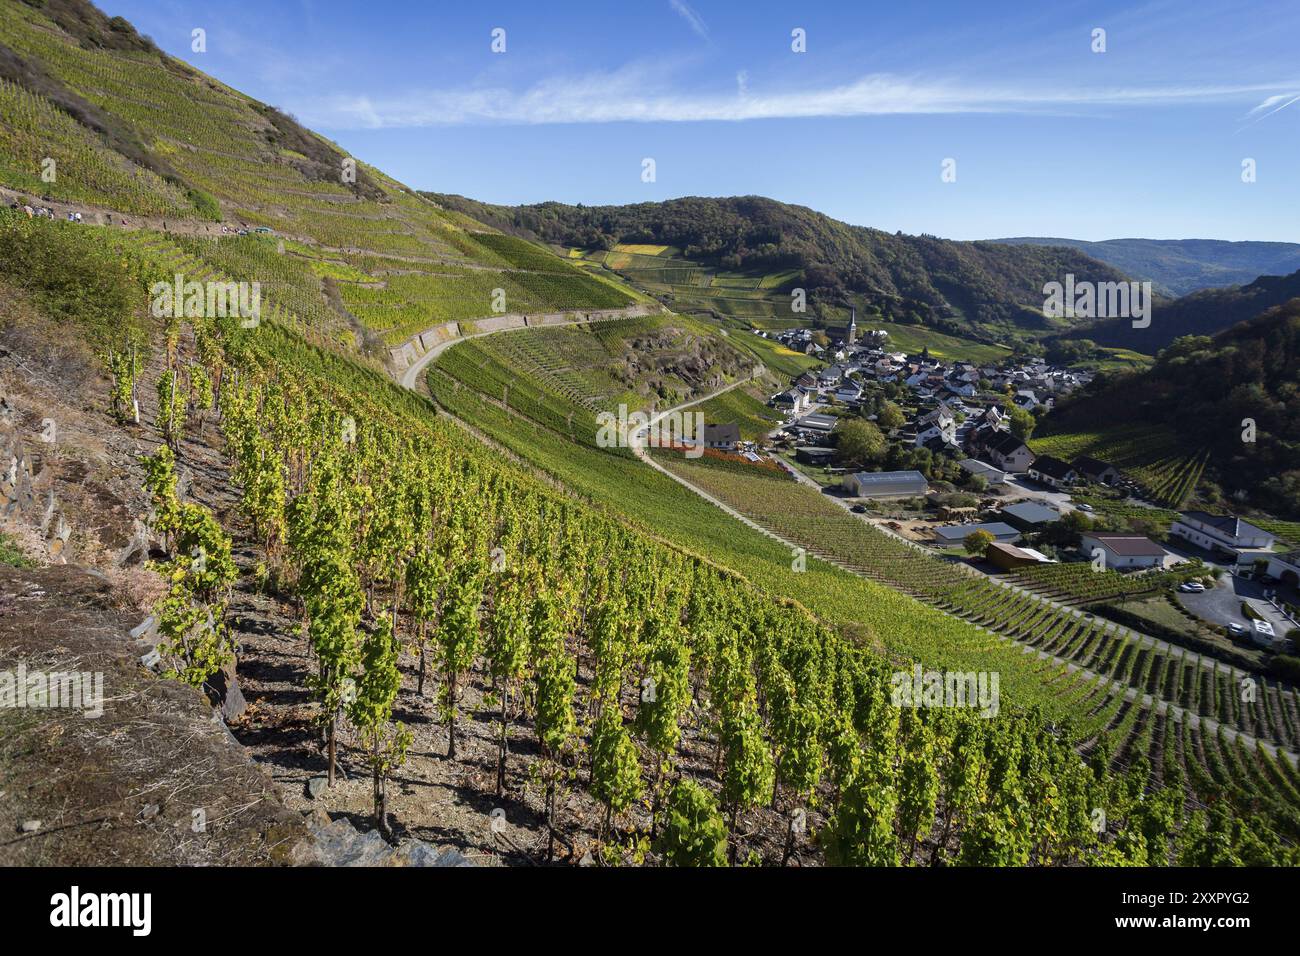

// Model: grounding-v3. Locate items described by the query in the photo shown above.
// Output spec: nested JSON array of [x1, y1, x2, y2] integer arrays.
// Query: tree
[[834, 418, 886, 468], [655, 779, 728, 867], [963, 528, 994, 556], [877, 401, 906, 431], [1007, 406, 1035, 441], [348, 615, 412, 839]]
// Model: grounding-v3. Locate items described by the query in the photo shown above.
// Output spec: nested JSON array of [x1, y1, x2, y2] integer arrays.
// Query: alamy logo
[[50, 886, 151, 936], [0, 663, 103, 718], [890, 662, 1000, 717], [1042, 274, 1152, 328], [150, 273, 261, 328], [596, 404, 707, 459]]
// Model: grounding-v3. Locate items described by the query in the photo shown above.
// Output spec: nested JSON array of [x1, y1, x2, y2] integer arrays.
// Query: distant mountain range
[[1058, 268, 1300, 354], [994, 237, 1300, 297], [430, 194, 1128, 340]]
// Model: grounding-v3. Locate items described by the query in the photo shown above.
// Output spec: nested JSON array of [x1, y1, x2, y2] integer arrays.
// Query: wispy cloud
[[299, 66, 1294, 130], [668, 0, 709, 40]]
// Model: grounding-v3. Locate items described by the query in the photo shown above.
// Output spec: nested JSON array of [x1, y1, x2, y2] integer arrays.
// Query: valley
[[0, 0, 1297, 878]]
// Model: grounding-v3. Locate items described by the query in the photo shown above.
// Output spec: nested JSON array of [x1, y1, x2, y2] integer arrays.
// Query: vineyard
[[1031, 424, 1207, 507], [416, 308, 1300, 852], [4, 0, 1300, 869], [1009, 562, 1208, 606], [0, 0, 639, 355], [649, 455, 1300, 838], [20, 213, 1281, 866]]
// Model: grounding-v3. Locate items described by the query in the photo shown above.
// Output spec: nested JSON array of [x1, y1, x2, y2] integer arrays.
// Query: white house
[[1027, 455, 1077, 490], [834, 383, 862, 404], [1170, 511, 1276, 562], [1265, 551, 1300, 588], [774, 388, 812, 413], [1079, 533, 1169, 569], [914, 404, 957, 448], [978, 431, 1035, 474], [701, 423, 740, 452]]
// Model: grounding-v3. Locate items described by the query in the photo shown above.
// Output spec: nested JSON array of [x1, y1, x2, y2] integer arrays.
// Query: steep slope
[[1045, 300, 1300, 517], [429, 193, 1130, 341], [996, 237, 1300, 297], [0, 0, 638, 360], [1060, 269, 1300, 353]]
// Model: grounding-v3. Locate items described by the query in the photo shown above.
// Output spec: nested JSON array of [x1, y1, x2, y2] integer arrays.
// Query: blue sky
[[102, 0, 1300, 241]]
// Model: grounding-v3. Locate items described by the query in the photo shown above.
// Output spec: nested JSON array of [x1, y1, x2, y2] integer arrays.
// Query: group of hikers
[[8, 201, 88, 223]]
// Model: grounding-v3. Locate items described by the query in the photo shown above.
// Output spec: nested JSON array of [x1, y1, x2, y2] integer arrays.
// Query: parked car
[[1076, 503, 1094, 513], [851, 504, 867, 514], [1227, 622, 1248, 637], [1178, 581, 1206, 593]]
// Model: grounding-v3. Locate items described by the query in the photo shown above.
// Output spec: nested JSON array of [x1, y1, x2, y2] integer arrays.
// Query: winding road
[[393, 313, 1299, 767]]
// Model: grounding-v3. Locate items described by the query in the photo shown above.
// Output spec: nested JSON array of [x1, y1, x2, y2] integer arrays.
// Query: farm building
[[842, 470, 929, 499], [959, 459, 1006, 486], [796, 412, 838, 434], [985, 541, 1054, 571], [933, 522, 1021, 547], [1079, 533, 1168, 569], [795, 446, 836, 466], [999, 501, 1062, 531]]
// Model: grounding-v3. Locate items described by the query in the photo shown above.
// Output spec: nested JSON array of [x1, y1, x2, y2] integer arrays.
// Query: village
[[686, 311, 1299, 656]]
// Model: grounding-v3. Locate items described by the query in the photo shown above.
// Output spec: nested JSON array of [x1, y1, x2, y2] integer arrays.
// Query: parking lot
[[1175, 574, 1293, 637]]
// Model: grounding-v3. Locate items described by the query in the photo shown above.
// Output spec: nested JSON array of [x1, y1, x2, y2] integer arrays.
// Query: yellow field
[[614, 243, 672, 256]]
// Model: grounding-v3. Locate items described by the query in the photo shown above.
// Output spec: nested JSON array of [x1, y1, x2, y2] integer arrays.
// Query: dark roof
[[703, 423, 740, 443], [1000, 501, 1061, 525], [1083, 533, 1166, 557], [1179, 511, 1271, 540], [984, 431, 1030, 456], [934, 522, 1020, 542], [1030, 455, 1076, 480], [1072, 455, 1115, 475]]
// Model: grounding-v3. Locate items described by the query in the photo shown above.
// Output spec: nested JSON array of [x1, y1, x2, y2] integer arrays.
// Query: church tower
[[847, 306, 857, 346]]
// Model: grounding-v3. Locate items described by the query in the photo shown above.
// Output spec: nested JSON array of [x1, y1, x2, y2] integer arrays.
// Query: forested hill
[[1047, 300, 1300, 517], [428, 193, 1129, 336], [996, 236, 1300, 297], [1061, 268, 1300, 354]]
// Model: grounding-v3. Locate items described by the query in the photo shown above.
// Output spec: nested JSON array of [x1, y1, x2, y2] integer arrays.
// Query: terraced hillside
[[424, 312, 1300, 847], [1030, 424, 1209, 509], [4, 0, 1298, 868], [0, 0, 640, 356]]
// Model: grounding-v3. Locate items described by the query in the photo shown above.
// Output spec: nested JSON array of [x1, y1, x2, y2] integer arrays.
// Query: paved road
[[392, 313, 1299, 767], [1178, 574, 1297, 637], [397, 308, 649, 391]]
